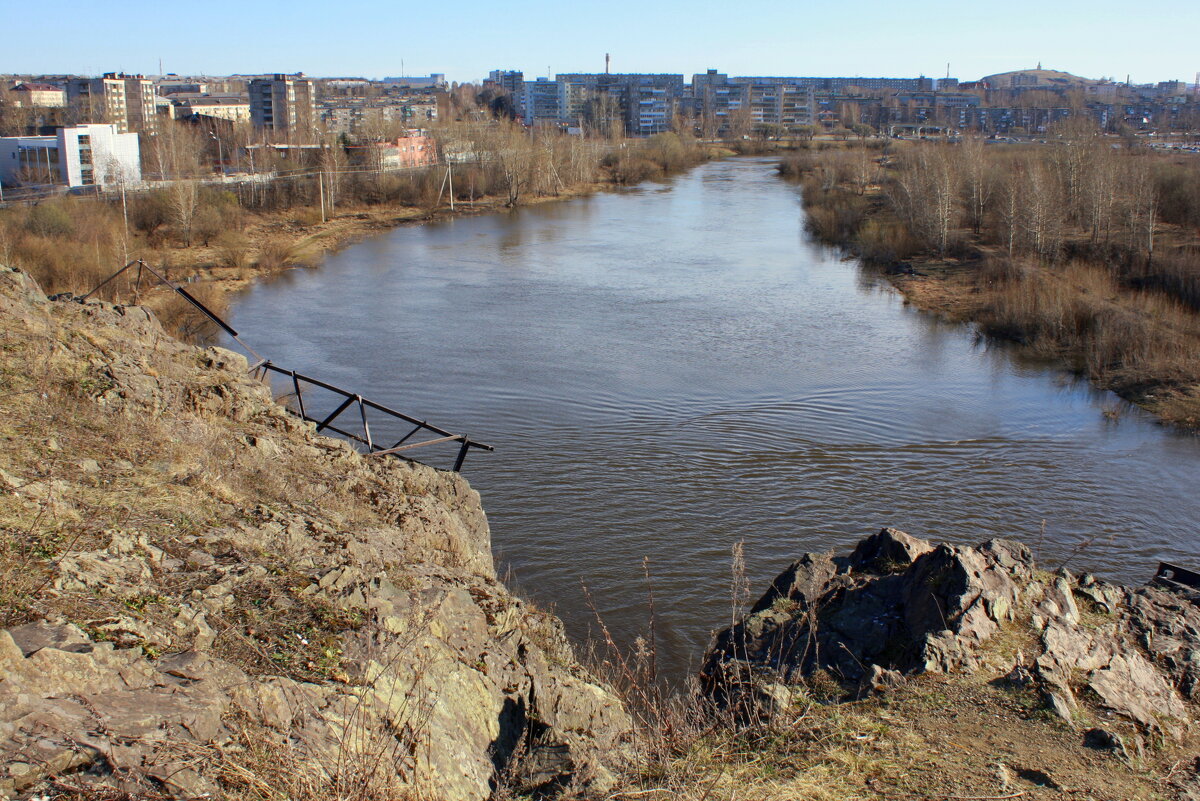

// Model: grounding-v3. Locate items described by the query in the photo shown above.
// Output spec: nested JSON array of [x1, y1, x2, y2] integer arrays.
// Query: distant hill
[[980, 69, 1102, 88]]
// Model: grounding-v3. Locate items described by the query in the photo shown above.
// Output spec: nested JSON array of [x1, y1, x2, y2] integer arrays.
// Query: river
[[223, 157, 1200, 681]]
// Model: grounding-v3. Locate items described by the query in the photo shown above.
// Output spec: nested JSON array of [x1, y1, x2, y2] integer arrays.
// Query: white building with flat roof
[[0, 124, 141, 189]]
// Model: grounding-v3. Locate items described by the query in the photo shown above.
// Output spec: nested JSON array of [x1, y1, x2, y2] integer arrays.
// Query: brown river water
[[223, 158, 1200, 681]]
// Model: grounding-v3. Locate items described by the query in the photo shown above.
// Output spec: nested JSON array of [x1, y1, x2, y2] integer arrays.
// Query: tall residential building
[[521, 78, 565, 125], [486, 70, 526, 118], [65, 73, 155, 133], [119, 74, 157, 133], [487, 70, 525, 95], [318, 95, 438, 135], [691, 73, 815, 135], [731, 79, 815, 128], [555, 73, 685, 136], [249, 74, 316, 139]]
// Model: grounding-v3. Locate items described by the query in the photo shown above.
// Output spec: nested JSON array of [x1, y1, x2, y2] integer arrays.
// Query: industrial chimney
[[605, 53, 611, 75]]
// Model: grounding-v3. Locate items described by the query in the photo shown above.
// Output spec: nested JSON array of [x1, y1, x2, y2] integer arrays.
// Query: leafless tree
[[960, 135, 995, 235], [168, 180, 199, 246]]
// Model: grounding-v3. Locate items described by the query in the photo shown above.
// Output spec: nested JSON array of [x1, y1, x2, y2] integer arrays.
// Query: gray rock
[[704, 530, 1031, 697], [702, 528, 1194, 740], [849, 527, 934, 573], [6, 622, 93, 656], [0, 267, 631, 800], [856, 664, 905, 698]]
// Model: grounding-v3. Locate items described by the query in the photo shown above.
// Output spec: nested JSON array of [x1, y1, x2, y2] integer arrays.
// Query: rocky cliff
[[703, 528, 1200, 757], [0, 266, 630, 800]]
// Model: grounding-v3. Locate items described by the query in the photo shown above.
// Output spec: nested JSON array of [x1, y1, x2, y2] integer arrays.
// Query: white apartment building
[[0, 124, 141, 189]]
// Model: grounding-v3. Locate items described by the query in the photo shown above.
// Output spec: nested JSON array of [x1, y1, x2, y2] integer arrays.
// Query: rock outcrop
[[702, 528, 1197, 739], [0, 267, 630, 800]]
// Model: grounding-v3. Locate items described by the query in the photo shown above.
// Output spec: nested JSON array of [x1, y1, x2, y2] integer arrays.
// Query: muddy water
[[223, 158, 1200, 680]]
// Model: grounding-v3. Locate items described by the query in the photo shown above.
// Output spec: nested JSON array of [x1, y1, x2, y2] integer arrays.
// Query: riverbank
[[3, 255, 1198, 799], [150, 179, 611, 301], [0, 131, 729, 336], [781, 144, 1200, 431]]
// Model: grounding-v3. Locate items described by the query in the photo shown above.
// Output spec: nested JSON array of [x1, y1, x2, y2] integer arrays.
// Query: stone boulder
[[702, 529, 1195, 737], [702, 529, 1031, 700]]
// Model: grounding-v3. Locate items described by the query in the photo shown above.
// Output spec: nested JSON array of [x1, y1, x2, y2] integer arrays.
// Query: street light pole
[[210, 132, 223, 176]]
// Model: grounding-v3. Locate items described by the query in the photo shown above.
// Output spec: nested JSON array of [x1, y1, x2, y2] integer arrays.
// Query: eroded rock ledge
[[702, 528, 1199, 741], [0, 266, 630, 800]]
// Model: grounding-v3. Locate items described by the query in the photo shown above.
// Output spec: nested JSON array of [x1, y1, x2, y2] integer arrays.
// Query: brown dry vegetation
[[782, 132, 1200, 428], [587, 557, 1188, 801], [0, 122, 716, 342], [601, 678, 1179, 800]]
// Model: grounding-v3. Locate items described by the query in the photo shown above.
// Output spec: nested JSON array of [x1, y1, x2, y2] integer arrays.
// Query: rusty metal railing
[[252, 362, 493, 471], [80, 259, 493, 472]]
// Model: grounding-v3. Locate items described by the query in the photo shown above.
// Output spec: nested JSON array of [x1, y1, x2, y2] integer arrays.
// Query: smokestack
[[605, 53, 610, 75]]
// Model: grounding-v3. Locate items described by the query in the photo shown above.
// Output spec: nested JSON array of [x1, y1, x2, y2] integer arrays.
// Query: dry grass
[[973, 256, 1200, 423], [0, 126, 717, 325], [581, 548, 896, 801], [0, 274, 485, 799], [787, 142, 1200, 429]]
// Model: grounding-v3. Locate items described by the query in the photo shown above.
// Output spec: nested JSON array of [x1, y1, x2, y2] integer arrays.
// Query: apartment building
[[885, 91, 981, 128], [65, 75, 125, 130], [626, 74, 685, 135], [381, 74, 447, 90], [691, 72, 815, 134], [156, 80, 209, 95], [556, 73, 623, 123], [318, 95, 438, 135], [735, 81, 815, 128], [10, 83, 66, 107], [249, 74, 316, 139], [551, 73, 685, 136], [65, 73, 156, 133], [487, 70, 525, 96], [0, 123, 141, 188], [520, 78, 565, 125], [169, 94, 251, 123]]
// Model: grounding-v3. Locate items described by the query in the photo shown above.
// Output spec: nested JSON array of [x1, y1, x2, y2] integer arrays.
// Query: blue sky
[[7, 0, 1199, 85]]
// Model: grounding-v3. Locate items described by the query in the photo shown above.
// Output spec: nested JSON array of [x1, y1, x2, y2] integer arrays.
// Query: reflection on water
[[224, 158, 1200, 681]]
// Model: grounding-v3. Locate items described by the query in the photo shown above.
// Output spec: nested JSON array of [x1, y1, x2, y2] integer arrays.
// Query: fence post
[[453, 440, 471, 472]]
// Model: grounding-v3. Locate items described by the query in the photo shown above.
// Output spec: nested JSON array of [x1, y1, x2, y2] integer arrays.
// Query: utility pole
[[318, 173, 326, 223], [120, 179, 128, 236], [447, 159, 454, 212]]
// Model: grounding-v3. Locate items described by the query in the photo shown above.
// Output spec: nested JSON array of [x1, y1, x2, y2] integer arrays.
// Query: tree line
[[782, 127, 1200, 426]]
